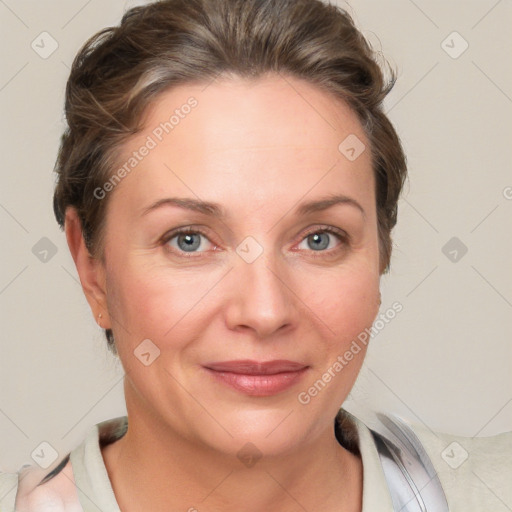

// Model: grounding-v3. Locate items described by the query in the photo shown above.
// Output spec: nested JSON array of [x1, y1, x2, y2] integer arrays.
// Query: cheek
[[105, 260, 221, 348], [107, 259, 380, 342], [304, 266, 380, 344], [294, 267, 379, 417]]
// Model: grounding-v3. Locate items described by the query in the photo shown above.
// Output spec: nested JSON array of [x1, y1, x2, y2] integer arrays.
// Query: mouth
[[203, 360, 309, 396]]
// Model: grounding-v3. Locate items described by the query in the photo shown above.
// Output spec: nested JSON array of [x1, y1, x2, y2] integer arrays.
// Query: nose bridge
[[226, 244, 296, 336]]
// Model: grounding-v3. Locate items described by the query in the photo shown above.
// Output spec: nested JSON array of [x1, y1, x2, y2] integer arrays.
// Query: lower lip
[[205, 368, 309, 396]]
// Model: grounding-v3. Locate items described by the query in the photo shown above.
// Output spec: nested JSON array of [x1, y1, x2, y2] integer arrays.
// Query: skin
[[66, 74, 381, 512]]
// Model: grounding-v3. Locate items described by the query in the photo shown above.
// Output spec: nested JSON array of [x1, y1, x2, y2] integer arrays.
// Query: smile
[[203, 360, 310, 396]]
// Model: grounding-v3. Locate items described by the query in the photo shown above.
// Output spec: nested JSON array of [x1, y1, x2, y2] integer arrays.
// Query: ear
[[64, 207, 111, 329]]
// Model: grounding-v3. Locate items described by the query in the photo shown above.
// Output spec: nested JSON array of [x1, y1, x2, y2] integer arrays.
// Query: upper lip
[[204, 360, 308, 375]]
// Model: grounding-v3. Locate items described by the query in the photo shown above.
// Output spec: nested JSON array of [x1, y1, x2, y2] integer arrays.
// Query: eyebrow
[[141, 197, 224, 217], [141, 193, 365, 219], [296, 194, 365, 218]]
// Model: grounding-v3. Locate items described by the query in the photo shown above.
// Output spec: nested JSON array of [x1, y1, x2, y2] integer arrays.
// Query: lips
[[203, 360, 309, 396], [204, 360, 308, 375]]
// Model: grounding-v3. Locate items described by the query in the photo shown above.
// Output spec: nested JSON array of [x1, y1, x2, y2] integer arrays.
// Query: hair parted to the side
[[53, 0, 407, 354]]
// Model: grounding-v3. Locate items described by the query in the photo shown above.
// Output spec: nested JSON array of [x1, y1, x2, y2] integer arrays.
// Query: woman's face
[[98, 74, 381, 456]]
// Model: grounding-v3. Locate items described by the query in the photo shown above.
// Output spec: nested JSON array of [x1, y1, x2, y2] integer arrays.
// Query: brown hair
[[53, 0, 407, 353]]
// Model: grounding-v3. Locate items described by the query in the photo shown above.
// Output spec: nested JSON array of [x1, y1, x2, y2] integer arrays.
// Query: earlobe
[[64, 207, 111, 328]]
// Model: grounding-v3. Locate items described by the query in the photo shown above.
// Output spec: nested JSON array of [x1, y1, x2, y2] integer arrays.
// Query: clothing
[[1, 409, 511, 511]]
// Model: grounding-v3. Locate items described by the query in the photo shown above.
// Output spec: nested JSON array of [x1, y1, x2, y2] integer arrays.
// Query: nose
[[224, 251, 299, 339]]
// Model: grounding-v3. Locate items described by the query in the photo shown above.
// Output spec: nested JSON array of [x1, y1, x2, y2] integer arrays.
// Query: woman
[[1, 0, 510, 510]]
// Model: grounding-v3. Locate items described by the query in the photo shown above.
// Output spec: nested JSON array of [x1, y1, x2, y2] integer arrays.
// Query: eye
[[161, 225, 348, 258], [162, 227, 215, 256], [296, 227, 348, 254]]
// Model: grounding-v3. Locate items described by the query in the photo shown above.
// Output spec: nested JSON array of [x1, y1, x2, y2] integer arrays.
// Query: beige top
[[2, 410, 511, 511]]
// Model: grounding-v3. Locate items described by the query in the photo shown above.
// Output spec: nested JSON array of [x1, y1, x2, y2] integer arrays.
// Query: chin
[[196, 407, 316, 460]]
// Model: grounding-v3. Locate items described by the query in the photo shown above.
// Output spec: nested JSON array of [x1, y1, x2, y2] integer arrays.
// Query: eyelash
[[296, 225, 349, 258], [160, 225, 349, 259]]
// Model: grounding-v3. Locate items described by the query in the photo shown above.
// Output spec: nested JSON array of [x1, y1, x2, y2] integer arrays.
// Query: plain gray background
[[1, 0, 511, 472]]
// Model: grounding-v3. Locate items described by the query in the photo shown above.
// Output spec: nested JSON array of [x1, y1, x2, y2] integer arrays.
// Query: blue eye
[[161, 225, 347, 259], [175, 233, 202, 252], [164, 229, 214, 254], [305, 232, 330, 251], [297, 229, 345, 253]]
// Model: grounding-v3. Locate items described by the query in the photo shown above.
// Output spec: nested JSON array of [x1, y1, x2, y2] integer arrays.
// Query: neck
[[101, 383, 363, 512]]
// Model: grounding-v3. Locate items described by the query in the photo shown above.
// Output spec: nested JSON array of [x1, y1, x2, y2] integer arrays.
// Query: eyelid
[[160, 225, 217, 257], [160, 224, 349, 257], [292, 224, 349, 256], [299, 224, 349, 242]]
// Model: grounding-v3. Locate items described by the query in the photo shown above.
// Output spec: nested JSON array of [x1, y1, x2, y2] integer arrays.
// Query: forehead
[[111, 74, 374, 215]]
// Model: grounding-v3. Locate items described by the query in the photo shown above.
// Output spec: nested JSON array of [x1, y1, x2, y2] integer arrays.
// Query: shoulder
[[408, 420, 512, 511], [0, 460, 79, 512], [3, 416, 127, 512], [14, 458, 81, 512]]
